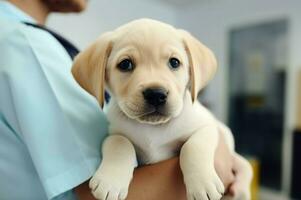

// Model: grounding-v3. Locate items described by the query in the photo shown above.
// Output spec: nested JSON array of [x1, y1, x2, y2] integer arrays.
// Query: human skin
[[8, 0, 86, 24]]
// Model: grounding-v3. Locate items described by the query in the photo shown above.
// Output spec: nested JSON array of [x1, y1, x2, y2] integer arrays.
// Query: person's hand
[[225, 153, 253, 199], [214, 132, 235, 190], [127, 157, 186, 200]]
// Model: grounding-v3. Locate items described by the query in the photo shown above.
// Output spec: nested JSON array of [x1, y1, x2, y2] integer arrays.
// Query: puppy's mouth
[[119, 102, 171, 125], [137, 109, 171, 125]]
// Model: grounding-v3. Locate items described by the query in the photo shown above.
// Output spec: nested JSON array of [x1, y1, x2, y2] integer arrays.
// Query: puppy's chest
[[106, 99, 213, 164], [108, 113, 200, 164], [112, 124, 191, 164]]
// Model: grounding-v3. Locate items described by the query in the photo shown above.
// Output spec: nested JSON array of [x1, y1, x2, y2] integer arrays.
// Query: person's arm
[[75, 158, 186, 200], [0, 26, 110, 199], [75, 132, 235, 200]]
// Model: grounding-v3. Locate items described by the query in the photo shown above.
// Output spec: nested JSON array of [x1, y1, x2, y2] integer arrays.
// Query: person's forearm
[[74, 181, 96, 200], [127, 157, 186, 200], [75, 158, 186, 200]]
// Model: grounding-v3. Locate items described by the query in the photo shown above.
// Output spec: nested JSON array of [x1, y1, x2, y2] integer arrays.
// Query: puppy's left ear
[[178, 30, 217, 102], [72, 32, 113, 108]]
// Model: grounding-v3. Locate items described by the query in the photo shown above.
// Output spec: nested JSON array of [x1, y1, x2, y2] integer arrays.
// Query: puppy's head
[[72, 19, 217, 125]]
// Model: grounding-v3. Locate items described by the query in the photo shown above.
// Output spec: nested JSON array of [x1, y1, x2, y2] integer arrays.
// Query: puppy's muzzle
[[142, 87, 168, 107]]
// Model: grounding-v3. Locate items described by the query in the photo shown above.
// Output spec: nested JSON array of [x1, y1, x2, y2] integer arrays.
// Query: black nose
[[142, 88, 168, 106]]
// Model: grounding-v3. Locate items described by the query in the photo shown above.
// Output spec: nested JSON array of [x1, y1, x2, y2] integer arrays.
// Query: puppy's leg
[[180, 125, 225, 200], [90, 135, 137, 200]]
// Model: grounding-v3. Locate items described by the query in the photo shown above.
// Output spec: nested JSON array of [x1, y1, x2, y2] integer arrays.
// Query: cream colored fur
[[72, 18, 252, 200]]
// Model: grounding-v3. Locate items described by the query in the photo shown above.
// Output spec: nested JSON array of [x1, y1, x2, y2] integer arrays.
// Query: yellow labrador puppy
[[72, 19, 252, 200]]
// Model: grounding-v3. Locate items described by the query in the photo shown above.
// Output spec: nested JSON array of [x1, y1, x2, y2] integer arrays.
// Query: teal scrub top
[[0, 2, 108, 200]]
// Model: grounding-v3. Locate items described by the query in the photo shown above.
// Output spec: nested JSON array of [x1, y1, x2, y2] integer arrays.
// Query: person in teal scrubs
[[0, 1, 108, 199], [0, 0, 244, 200]]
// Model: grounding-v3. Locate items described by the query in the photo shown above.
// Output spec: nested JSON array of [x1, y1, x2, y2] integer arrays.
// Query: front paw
[[184, 169, 225, 200], [89, 170, 131, 200]]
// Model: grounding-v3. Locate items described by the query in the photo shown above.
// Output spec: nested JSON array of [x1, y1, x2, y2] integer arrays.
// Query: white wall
[[47, 0, 176, 49], [175, 0, 301, 195]]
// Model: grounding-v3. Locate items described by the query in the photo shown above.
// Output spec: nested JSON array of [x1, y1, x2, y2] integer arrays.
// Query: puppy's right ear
[[72, 32, 113, 108]]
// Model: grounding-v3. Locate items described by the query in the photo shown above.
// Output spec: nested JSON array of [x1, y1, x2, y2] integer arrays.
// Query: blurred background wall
[[48, 0, 176, 49], [48, 0, 301, 199]]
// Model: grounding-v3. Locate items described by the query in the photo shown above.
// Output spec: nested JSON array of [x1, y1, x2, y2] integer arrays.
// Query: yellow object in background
[[296, 72, 301, 130], [249, 158, 260, 200]]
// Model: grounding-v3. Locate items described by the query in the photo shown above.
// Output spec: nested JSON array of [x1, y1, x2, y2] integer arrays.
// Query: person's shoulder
[[0, 18, 32, 74], [0, 19, 71, 74], [0, 17, 69, 55], [0, 17, 23, 41], [0, 18, 43, 50]]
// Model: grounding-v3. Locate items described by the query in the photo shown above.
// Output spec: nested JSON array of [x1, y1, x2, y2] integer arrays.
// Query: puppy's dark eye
[[168, 57, 181, 69], [117, 59, 134, 72]]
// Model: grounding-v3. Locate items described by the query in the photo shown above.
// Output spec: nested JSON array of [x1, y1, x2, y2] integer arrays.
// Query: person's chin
[[45, 0, 87, 13], [71, 0, 87, 12]]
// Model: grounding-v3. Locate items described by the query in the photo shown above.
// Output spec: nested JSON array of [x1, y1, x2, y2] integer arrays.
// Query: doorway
[[228, 20, 288, 190]]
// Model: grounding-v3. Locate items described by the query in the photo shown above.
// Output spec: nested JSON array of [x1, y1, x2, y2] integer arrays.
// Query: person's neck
[[8, 0, 50, 25]]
